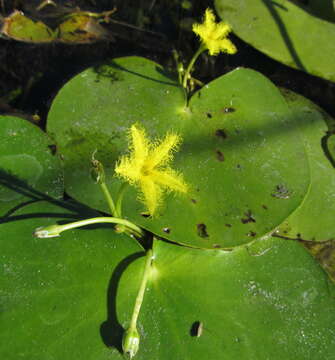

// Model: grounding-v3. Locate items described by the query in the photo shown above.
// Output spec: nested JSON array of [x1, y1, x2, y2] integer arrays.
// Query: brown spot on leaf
[[191, 198, 197, 204], [48, 144, 57, 155], [216, 150, 224, 161], [213, 244, 221, 248], [225, 223, 232, 228], [206, 113, 212, 118], [247, 231, 257, 237], [215, 129, 227, 140], [241, 210, 256, 224], [262, 204, 268, 210], [197, 223, 209, 238], [140, 212, 150, 218]]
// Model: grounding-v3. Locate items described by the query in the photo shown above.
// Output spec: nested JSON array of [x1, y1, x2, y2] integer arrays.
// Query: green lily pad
[[116, 236, 335, 359], [276, 90, 335, 241], [214, 0, 335, 82], [0, 115, 63, 216], [2, 202, 335, 359], [0, 201, 143, 360], [47, 56, 310, 248]]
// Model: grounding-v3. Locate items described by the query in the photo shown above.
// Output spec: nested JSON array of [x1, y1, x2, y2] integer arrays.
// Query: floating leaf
[[276, 90, 335, 242], [0, 115, 63, 216], [1, 10, 56, 43], [0, 201, 143, 360], [214, 0, 335, 82], [2, 202, 335, 359], [58, 12, 111, 44], [47, 57, 310, 248]]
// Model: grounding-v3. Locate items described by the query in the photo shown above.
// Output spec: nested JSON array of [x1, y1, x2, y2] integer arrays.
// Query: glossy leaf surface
[[0, 201, 143, 360], [47, 57, 310, 248], [0, 115, 63, 215], [215, 0, 335, 82], [276, 90, 335, 241], [2, 203, 335, 359]]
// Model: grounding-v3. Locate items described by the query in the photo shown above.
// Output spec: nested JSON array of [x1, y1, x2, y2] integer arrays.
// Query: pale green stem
[[34, 216, 143, 239], [99, 182, 116, 216], [122, 249, 153, 357], [115, 182, 128, 218], [129, 249, 153, 330], [182, 44, 206, 90]]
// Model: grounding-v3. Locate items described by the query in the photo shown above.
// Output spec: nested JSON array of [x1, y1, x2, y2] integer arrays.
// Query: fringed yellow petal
[[192, 7, 236, 56], [207, 38, 237, 56], [151, 169, 188, 193], [204, 8, 216, 33], [148, 133, 181, 169], [115, 156, 139, 183], [130, 124, 149, 167], [219, 38, 237, 54], [115, 124, 188, 216], [213, 22, 231, 39], [139, 177, 163, 216]]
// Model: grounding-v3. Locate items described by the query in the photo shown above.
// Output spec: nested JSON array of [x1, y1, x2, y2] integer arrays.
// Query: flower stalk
[[34, 216, 144, 239], [122, 249, 153, 358]]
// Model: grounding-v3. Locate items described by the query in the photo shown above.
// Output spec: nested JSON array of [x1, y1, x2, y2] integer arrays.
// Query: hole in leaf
[[190, 321, 203, 337], [221, 107, 235, 113], [140, 212, 150, 218], [162, 227, 170, 234]]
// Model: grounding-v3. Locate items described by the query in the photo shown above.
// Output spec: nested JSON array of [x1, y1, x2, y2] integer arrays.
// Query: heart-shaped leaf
[[47, 57, 310, 248], [0, 115, 63, 215]]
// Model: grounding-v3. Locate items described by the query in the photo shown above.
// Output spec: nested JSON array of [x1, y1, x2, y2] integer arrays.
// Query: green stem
[[99, 182, 116, 216], [182, 44, 206, 90], [129, 249, 153, 330], [122, 249, 153, 358], [34, 216, 144, 238], [115, 182, 128, 218]]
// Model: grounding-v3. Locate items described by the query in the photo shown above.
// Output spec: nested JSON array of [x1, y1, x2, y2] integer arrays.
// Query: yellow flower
[[192, 8, 237, 56], [115, 124, 188, 216]]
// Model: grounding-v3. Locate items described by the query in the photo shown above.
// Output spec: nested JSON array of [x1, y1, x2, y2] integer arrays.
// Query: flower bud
[[122, 327, 140, 359], [33, 225, 60, 238], [90, 154, 105, 184]]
